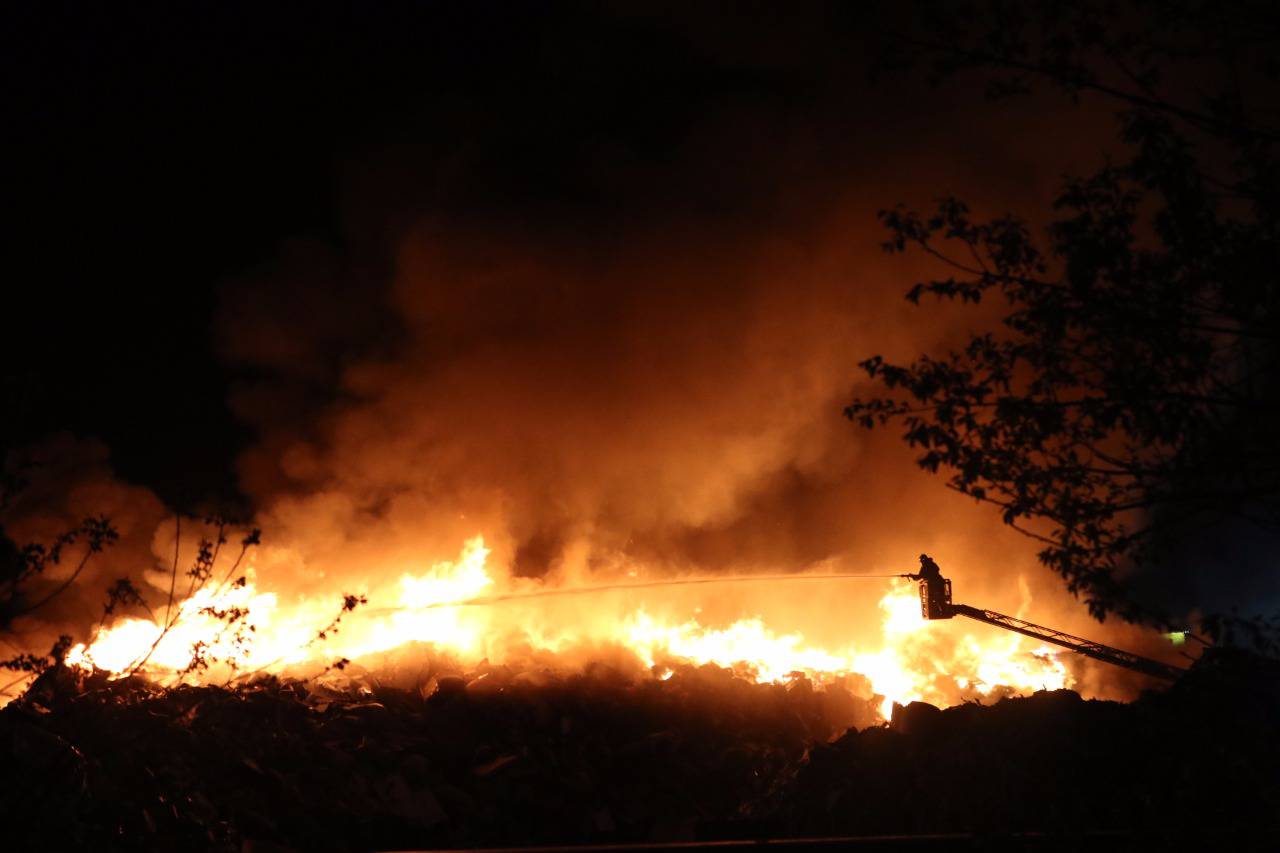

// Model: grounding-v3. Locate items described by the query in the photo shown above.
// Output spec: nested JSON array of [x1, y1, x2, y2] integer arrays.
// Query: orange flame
[[66, 535, 1071, 718]]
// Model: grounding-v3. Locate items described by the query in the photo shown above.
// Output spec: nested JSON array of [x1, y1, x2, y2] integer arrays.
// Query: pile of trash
[[761, 647, 1280, 842], [0, 660, 870, 850], [1, 649, 1276, 850]]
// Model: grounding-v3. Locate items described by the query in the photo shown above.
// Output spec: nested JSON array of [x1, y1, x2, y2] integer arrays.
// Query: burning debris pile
[[25, 535, 1085, 721], [2, 527, 1246, 848], [3, 661, 869, 850], [2, 650, 1277, 851]]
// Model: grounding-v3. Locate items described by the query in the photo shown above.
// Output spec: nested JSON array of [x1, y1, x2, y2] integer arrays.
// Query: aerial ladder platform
[[913, 561, 1186, 682]]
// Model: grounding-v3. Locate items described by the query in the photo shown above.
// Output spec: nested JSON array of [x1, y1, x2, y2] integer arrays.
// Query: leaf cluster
[[850, 0, 1280, 633]]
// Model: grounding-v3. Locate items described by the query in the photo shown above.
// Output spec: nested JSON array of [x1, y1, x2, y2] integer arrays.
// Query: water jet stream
[[372, 572, 908, 615]]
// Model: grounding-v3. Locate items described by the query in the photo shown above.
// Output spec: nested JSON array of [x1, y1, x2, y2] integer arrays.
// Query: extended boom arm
[[949, 603, 1186, 681], [912, 564, 1186, 681]]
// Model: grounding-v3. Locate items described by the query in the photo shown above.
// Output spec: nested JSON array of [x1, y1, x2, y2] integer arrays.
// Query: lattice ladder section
[[950, 604, 1186, 681]]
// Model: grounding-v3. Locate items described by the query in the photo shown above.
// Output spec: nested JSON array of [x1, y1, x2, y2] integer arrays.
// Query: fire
[[622, 611, 856, 682], [346, 537, 495, 659], [66, 579, 290, 674], [65, 535, 1071, 719]]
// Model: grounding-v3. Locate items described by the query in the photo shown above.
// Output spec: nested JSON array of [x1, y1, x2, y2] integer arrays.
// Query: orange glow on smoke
[[66, 535, 1070, 719]]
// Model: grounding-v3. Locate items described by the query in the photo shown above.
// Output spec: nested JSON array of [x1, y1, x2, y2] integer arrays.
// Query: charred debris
[[1, 649, 1277, 851]]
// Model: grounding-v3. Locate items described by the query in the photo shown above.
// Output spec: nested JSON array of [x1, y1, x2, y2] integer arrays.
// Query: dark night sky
[[2, 6, 711, 489], [3, 2, 882, 504], [8, 2, 1084, 508], [5, 2, 576, 499]]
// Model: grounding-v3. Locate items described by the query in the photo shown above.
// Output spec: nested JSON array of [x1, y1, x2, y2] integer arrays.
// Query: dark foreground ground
[[1, 650, 1277, 852]]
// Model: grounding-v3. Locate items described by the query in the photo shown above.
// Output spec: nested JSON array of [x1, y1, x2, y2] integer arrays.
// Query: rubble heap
[[1, 650, 1276, 850]]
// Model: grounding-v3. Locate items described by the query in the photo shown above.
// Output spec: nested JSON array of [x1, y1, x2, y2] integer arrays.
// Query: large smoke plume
[[3, 17, 1172, 700]]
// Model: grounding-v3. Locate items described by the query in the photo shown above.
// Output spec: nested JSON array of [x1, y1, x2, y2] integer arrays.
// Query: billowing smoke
[[204, 194, 1170, 697], [2, 438, 169, 664], [2, 28, 1177, 703], [225, 223, 881, 578]]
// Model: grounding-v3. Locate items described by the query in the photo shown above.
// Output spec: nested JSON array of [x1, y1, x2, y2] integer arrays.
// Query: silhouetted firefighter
[[907, 553, 951, 619]]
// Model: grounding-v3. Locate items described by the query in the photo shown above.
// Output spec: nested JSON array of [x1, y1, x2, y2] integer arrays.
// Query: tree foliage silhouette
[[0, 439, 120, 680], [848, 0, 1280, 640]]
